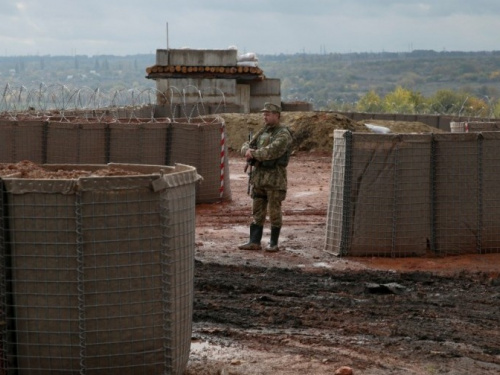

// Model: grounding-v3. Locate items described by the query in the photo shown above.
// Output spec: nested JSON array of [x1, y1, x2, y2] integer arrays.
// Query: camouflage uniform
[[242, 124, 292, 226], [239, 103, 293, 252]]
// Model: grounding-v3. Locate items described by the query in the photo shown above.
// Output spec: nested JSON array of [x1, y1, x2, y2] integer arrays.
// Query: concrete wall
[[249, 79, 281, 112], [154, 49, 251, 113], [282, 102, 314, 112], [236, 84, 251, 113], [156, 49, 237, 66], [153, 49, 284, 114], [156, 78, 237, 116]]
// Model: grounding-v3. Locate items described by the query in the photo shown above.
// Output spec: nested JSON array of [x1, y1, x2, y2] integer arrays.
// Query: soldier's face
[[263, 111, 280, 125]]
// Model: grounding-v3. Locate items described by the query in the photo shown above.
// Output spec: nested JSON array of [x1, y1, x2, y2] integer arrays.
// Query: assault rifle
[[244, 130, 254, 195]]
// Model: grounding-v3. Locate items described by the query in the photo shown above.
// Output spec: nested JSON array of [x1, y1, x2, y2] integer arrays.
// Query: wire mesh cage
[[0, 162, 199, 374], [46, 120, 108, 165], [0, 114, 231, 204], [0, 117, 46, 164], [326, 130, 432, 257], [466, 122, 500, 132], [170, 117, 231, 203], [326, 130, 500, 257], [109, 119, 171, 166]]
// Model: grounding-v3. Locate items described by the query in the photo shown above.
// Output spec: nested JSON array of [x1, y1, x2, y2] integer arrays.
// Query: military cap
[[259, 102, 281, 113]]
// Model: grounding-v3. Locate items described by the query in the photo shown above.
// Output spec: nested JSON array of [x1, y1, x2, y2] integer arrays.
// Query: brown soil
[[188, 147, 500, 374], [220, 112, 445, 152], [4, 113, 497, 374], [0, 160, 144, 179]]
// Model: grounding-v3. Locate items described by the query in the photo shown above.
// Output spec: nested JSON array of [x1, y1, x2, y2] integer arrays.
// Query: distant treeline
[[259, 50, 500, 112], [2, 50, 500, 114]]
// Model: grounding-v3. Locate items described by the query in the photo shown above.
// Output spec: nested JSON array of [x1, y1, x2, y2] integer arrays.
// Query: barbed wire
[[0, 83, 228, 123]]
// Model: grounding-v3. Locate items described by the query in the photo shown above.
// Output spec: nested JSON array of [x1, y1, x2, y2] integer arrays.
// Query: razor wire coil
[[0, 83, 228, 124]]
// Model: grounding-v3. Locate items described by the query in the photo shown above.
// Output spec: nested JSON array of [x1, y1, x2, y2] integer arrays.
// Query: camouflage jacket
[[241, 124, 293, 191]]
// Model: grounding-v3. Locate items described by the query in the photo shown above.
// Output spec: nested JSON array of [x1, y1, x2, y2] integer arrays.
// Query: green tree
[[356, 90, 383, 112], [428, 89, 467, 114], [492, 99, 500, 118], [383, 86, 417, 114], [409, 90, 427, 114], [461, 96, 488, 118]]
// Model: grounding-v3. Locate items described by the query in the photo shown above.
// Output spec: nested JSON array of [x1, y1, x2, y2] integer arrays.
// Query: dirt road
[[187, 151, 500, 375]]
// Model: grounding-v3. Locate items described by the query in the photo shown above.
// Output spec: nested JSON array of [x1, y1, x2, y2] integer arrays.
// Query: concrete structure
[[146, 49, 281, 114]]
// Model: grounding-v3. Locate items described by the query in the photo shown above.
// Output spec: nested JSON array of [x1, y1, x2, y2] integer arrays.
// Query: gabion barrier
[[326, 130, 500, 257], [467, 121, 500, 132], [0, 162, 199, 374], [0, 115, 230, 203], [450, 121, 500, 133], [170, 118, 231, 203]]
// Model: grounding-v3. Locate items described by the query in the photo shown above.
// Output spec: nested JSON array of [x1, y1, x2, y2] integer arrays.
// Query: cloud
[[1, 0, 500, 56]]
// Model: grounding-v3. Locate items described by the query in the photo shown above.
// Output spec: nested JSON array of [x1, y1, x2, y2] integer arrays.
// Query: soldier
[[238, 102, 293, 252]]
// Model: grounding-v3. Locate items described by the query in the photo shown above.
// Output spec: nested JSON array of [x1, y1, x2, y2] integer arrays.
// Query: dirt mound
[[220, 111, 365, 152], [283, 112, 363, 151], [0, 160, 144, 179], [219, 112, 442, 152], [357, 119, 446, 134]]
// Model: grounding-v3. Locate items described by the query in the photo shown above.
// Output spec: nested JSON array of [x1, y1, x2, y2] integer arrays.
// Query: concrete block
[[156, 49, 237, 66]]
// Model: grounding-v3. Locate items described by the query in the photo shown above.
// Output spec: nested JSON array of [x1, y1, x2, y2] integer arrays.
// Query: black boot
[[238, 223, 263, 250], [265, 226, 281, 252]]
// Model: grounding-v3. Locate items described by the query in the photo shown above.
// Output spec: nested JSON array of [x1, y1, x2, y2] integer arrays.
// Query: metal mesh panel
[[0, 119, 45, 164], [170, 118, 231, 203], [344, 133, 431, 256], [480, 132, 500, 253], [0, 120, 15, 163], [9, 190, 80, 374], [0, 163, 197, 375], [47, 121, 107, 164], [325, 130, 349, 255], [109, 120, 170, 165], [349, 134, 398, 255], [393, 134, 432, 255], [433, 133, 479, 255], [15, 120, 46, 164], [159, 176, 196, 373]]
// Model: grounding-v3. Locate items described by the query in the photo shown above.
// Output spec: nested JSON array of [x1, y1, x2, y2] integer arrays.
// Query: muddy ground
[[187, 116, 500, 374]]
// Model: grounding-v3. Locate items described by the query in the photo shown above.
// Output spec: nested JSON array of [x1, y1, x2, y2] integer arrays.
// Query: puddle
[[293, 191, 316, 198], [231, 173, 248, 181], [312, 262, 332, 268]]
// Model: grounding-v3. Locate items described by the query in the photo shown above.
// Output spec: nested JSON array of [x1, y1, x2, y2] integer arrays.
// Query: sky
[[1, 0, 500, 57]]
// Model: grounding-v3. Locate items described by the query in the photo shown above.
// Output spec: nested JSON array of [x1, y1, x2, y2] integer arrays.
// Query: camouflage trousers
[[251, 187, 287, 227]]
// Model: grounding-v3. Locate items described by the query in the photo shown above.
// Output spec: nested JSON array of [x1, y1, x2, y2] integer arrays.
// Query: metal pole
[[166, 22, 169, 50]]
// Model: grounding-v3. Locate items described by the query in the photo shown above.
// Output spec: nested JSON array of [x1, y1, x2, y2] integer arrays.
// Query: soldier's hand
[[245, 149, 255, 161]]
